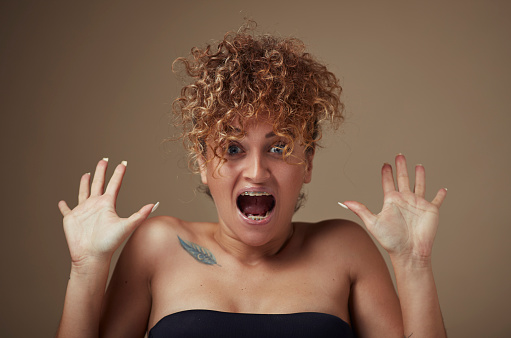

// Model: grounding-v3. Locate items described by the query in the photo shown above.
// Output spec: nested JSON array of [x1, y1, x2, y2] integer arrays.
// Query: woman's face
[[200, 117, 314, 247]]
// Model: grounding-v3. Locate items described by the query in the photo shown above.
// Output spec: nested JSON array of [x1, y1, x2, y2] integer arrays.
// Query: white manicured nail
[[338, 202, 349, 209], [102, 157, 109, 162], [151, 202, 160, 213], [121, 160, 127, 166]]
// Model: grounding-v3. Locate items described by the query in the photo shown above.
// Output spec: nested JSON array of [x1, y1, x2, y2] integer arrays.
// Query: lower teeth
[[247, 212, 268, 220]]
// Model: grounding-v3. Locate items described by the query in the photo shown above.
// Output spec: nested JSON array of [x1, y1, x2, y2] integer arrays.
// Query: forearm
[[56, 259, 111, 338], [391, 255, 446, 338]]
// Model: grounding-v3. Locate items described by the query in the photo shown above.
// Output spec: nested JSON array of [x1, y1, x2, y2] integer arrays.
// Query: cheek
[[203, 157, 234, 182], [213, 161, 241, 182], [205, 163, 238, 199], [276, 164, 308, 191]]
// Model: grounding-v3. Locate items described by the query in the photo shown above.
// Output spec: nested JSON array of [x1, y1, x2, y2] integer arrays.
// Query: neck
[[213, 223, 294, 266]]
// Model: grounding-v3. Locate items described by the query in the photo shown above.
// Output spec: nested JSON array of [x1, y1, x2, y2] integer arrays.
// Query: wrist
[[70, 256, 111, 278], [390, 252, 433, 271]]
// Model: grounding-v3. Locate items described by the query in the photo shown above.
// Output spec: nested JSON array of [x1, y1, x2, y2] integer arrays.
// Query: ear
[[198, 156, 208, 185], [303, 149, 315, 184]]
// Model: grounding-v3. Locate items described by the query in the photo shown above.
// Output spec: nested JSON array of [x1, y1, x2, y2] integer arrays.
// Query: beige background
[[1, 0, 510, 336]]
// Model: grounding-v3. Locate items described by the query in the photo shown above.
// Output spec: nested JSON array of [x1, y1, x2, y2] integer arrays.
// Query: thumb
[[340, 201, 377, 227], [124, 202, 159, 233]]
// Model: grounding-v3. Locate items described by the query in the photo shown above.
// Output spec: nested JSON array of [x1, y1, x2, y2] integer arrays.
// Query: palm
[[63, 198, 125, 261], [344, 155, 446, 258], [58, 159, 154, 264], [370, 191, 439, 257]]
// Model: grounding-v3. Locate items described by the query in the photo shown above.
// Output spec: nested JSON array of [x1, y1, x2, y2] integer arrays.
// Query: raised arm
[[342, 154, 447, 338], [56, 159, 155, 338]]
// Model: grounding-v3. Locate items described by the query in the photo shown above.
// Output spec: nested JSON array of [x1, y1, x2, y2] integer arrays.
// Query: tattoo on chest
[[178, 236, 220, 266]]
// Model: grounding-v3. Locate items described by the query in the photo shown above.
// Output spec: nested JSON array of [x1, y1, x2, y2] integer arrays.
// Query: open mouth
[[236, 192, 276, 221]]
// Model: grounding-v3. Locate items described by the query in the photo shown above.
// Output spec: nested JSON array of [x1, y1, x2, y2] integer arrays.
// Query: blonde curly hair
[[172, 23, 344, 173]]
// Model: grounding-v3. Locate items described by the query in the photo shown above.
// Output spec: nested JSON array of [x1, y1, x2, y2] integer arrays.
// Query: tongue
[[238, 195, 274, 216]]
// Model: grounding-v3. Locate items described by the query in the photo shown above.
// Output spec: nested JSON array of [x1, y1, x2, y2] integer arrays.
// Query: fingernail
[[102, 157, 109, 162], [416, 163, 423, 167], [151, 202, 160, 213], [444, 188, 448, 191], [121, 160, 127, 166], [338, 202, 349, 209], [396, 153, 403, 156]]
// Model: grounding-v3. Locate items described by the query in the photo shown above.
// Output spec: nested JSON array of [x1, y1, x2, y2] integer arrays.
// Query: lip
[[235, 186, 276, 226]]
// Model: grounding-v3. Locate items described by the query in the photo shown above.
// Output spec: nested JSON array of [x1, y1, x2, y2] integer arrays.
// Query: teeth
[[247, 212, 269, 221], [239, 192, 274, 221], [241, 191, 271, 196]]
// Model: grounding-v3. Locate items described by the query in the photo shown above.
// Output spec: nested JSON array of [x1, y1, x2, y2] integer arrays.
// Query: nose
[[244, 152, 271, 183]]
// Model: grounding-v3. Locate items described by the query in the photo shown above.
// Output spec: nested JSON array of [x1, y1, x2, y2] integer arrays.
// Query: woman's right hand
[[58, 159, 156, 268]]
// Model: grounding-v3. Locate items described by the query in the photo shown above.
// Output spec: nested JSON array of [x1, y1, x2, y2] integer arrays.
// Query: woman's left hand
[[343, 154, 447, 260]]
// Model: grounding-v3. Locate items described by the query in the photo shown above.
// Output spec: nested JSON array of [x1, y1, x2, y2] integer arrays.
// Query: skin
[[56, 118, 446, 338], [199, 118, 313, 259]]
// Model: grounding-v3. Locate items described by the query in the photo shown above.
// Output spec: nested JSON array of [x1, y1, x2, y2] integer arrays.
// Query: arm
[[390, 254, 444, 338], [56, 159, 155, 338], [345, 223, 404, 337], [343, 154, 447, 338], [57, 258, 110, 338], [99, 218, 163, 336]]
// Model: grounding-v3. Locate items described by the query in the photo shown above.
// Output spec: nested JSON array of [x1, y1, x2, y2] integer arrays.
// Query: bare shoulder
[[124, 216, 195, 261], [299, 218, 376, 250], [130, 215, 186, 244], [296, 219, 386, 277]]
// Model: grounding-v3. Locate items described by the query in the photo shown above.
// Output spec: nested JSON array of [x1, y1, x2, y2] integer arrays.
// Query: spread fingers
[[105, 161, 128, 199], [414, 164, 426, 197], [395, 154, 411, 192], [381, 163, 396, 194], [90, 158, 109, 196], [78, 172, 91, 204]]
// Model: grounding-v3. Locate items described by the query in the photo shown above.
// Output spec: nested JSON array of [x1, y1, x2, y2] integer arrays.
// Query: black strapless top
[[149, 309, 354, 337]]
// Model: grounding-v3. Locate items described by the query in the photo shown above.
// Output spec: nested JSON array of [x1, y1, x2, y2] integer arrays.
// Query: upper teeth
[[241, 192, 271, 196]]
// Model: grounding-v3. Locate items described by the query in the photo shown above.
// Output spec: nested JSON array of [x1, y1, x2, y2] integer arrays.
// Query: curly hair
[[172, 24, 344, 173]]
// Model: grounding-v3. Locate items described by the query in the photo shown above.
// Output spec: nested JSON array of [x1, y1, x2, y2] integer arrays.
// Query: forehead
[[233, 116, 274, 134]]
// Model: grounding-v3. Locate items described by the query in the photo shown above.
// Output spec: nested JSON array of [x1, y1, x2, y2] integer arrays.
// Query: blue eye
[[270, 143, 286, 154], [227, 144, 242, 155]]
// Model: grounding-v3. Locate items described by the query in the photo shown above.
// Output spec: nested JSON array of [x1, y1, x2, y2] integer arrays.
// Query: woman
[[57, 27, 447, 337]]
